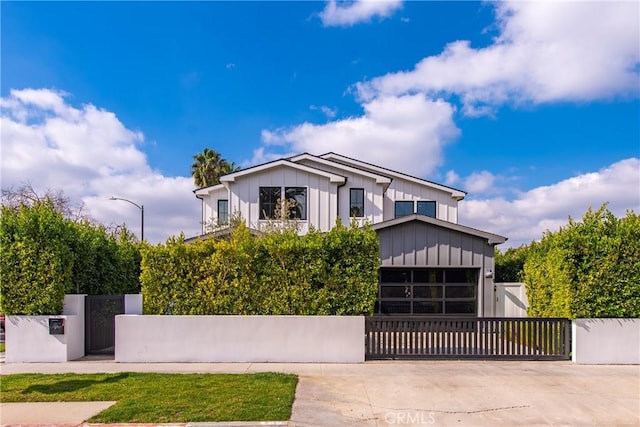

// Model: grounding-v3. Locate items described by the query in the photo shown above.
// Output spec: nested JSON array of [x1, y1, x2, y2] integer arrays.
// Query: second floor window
[[350, 188, 364, 217], [218, 199, 229, 224], [285, 187, 307, 220], [259, 187, 281, 219], [395, 201, 414, 218], [259, 186, 307, 220], [417, 200, 436, 218]]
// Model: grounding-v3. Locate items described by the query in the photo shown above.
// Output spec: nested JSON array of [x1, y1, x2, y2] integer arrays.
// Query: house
[[194, 152, 507, 317]]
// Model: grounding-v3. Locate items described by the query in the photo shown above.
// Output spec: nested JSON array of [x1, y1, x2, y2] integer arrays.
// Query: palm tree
[[191, 148, 240, 188]]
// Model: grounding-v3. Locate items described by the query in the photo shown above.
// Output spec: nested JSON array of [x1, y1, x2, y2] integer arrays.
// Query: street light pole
[[110, 196, 144, 241]]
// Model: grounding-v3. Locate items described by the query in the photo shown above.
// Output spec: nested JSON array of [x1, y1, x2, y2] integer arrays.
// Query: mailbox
[[49, 318, 65, 335]]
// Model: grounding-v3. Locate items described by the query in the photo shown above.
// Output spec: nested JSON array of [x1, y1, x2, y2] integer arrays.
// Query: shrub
[[141, 221, 379, 315], [524, 206, 640, 318]]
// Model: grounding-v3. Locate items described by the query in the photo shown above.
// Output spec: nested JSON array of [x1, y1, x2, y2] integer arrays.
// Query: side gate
[[365, 317, 571, 361], [85, 295, 124, 355]]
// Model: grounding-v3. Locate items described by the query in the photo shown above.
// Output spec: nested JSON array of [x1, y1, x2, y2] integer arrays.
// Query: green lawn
[[0, 372, 298, 423], [0, 342, 4, 352]]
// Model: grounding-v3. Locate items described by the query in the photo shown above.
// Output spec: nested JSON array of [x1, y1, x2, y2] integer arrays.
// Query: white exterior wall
[[228, 166, 338, 233], [572, 318, 640, 365], [202, 186, 229, 229], [5, 294, 86, 363], [115, 315, 364, 363], [296, 158, 385, 226], [384, 179, 458, 223]]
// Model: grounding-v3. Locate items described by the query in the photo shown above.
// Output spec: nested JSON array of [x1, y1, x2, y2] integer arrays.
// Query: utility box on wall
[[49, 318, 65, 335]]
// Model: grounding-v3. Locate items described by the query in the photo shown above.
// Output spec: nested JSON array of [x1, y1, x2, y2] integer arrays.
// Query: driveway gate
[[85, 295, 124, 355], [365, 316, 571, 360]]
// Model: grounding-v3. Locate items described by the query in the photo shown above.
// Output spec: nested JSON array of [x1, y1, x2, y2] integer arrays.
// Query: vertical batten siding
[[383, 179, 459, 223], [223, 165, 338, 233], [297, 158, 384, 227]]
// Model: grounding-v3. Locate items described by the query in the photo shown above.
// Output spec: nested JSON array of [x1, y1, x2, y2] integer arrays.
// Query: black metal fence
[[365, 317, 571, 360]]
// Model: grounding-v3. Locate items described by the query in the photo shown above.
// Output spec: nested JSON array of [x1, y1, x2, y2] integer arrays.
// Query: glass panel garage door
[[375, 268, 479, 315]]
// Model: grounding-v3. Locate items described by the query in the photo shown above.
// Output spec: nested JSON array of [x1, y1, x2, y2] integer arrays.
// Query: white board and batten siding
[[297, 158, 386, 227], [384, 179, 459, 223], [201, 186, 229, 228], [229, 165, 339, 233]]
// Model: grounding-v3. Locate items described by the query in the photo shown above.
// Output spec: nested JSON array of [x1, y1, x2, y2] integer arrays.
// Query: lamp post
[[110, 196, 144, 241]]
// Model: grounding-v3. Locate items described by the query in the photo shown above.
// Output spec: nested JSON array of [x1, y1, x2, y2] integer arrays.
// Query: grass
[[0, 342, 4, 352], [0, 372, 298, 423]]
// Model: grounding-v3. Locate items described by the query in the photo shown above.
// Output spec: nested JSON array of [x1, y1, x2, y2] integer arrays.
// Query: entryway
[[85, 295, 124, 355]]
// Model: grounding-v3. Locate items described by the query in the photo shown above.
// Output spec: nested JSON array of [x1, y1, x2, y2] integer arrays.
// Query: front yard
[[0, 372, 297, 423]]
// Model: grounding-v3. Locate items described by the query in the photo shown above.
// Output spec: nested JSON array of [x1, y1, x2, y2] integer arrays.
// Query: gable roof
[[371, 214, 507, 245], [194, 183, 225, 197], [219, 158, 346, 184], [320, 152, 466, 200], [288, 153, 392, 186]]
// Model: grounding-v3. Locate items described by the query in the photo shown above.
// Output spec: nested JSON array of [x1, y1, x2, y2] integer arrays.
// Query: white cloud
[[463, 170, 496, 193], [310, 104, 338, 119], [444, 170, 460, 187], [260, 94, 459, 177], [357, 1, 640, 114], [459, 158, 640, 248], [319, 0, 403, 27], [0, 88, 201, 243]]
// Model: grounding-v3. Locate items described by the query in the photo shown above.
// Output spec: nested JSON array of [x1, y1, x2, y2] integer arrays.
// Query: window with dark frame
[[417, 200, 436, 218], [394, 201, 414, 218], [375, 268, 478, 315], [217, 199, 229, 225], [350, 188, 364, 217], [259, 187, 281, 219], [285, 187, 307, 220]]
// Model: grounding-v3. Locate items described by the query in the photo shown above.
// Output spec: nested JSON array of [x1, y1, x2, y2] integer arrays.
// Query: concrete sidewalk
[[1, 360, 639, 426]]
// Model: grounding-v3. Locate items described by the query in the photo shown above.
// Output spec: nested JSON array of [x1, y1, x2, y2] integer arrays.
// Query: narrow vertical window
[[350, 188, 364, 217], [217, 199, 229, 224], [394, 201, 414, 218], [285, 187, 307, 220], [417, 201, 436, 218], [259, 187, 281, 219]]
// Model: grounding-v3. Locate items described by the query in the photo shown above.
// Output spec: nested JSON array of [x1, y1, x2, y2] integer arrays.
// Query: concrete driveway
[[1, 360, 638, 426]]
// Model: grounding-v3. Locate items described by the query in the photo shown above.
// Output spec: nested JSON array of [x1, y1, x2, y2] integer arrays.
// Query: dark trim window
[[259, 187, 281, 219], [375, 268, 478, 315], [350, 188, 364, 217], [395, 201, 414, 218], [217, 199, 229, 225], [417, 201, 436, 218], [285, 187, 307, 220]]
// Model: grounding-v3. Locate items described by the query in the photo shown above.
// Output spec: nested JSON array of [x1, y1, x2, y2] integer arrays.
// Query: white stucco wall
[[115, 315, 364, 363], [572, 318, 640, 364], [124, 294, 143, 314], [5, 294, 86, 363]]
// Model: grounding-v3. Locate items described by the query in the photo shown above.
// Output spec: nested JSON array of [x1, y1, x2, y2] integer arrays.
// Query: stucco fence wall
[[5, 294, 143, 363], [5, 294, 86, 363], [115, 315, 365, 363], [572, 318, 640, 365]]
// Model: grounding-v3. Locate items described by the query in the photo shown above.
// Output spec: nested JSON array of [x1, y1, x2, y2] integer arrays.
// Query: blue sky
[[2, 1, 639, 246]]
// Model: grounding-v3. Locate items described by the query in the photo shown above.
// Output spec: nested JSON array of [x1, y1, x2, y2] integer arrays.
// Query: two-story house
[[194, 152, 507, 317]]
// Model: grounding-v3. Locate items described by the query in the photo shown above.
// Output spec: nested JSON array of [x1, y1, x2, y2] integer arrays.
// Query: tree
[[191, 148, 240, 188], [495, 245, 530, 282]]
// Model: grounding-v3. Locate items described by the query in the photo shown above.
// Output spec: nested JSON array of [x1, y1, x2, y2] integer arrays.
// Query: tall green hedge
[[141, 221, 380, 315], [0, 200, 73, 315], [1, 200, 142, 315], [524, 206, 640, 318]]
